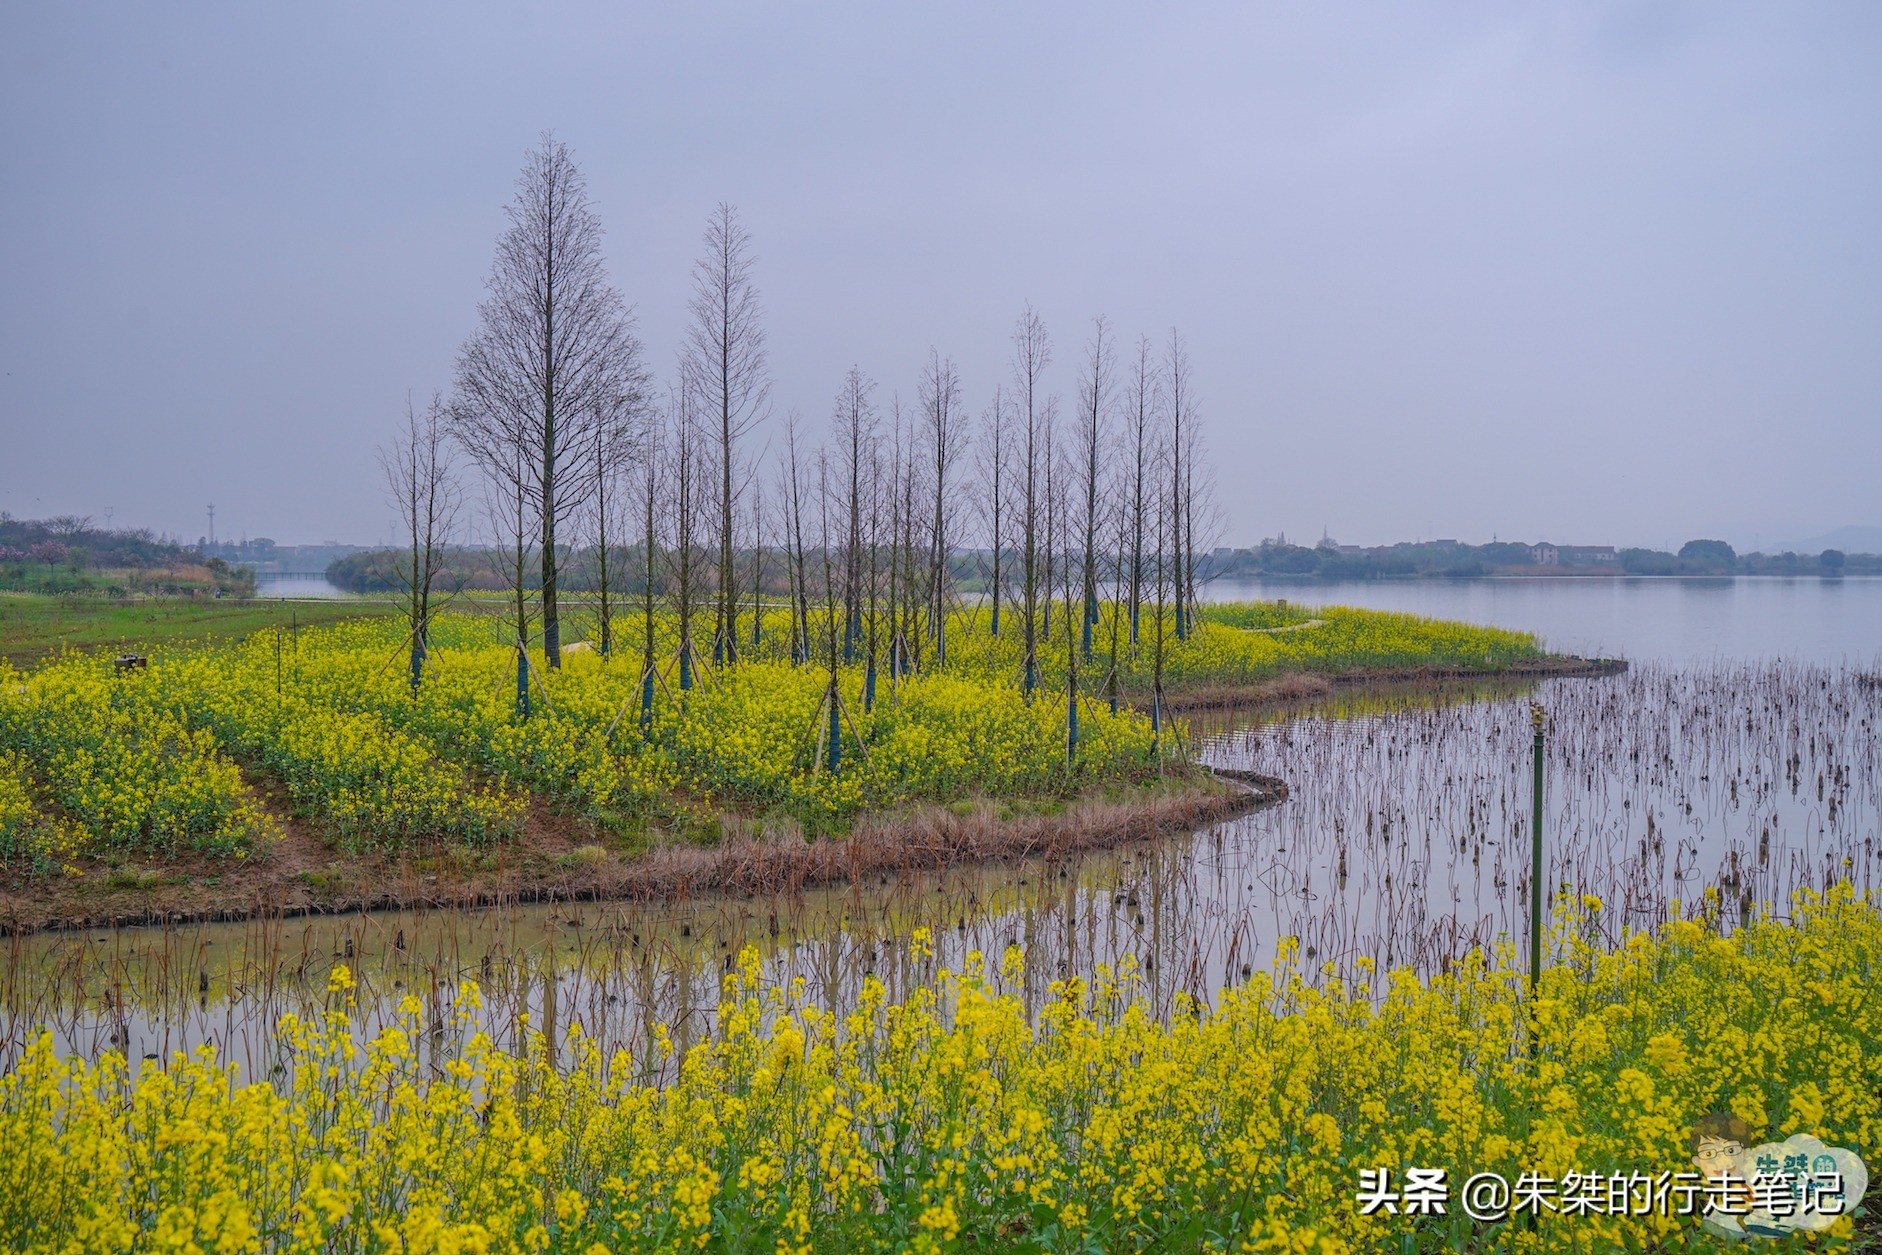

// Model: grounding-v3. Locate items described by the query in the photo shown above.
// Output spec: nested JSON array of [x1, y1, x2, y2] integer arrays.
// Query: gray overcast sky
[[2, 2, 1878, 551]]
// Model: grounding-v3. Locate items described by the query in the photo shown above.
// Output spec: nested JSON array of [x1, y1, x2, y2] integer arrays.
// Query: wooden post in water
[[1529, 701, 1546, 994]]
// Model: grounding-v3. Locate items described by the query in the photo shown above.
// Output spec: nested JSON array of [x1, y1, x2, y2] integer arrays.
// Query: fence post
[[1529, 701, 1546, 994]]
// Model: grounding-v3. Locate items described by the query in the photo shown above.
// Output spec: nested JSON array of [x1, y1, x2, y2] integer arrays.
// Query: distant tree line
[[1200, 536, 1873, 580], [0, 512, 178, 571], [0, 512, 258, 596], [376, 134, 1218, 716]]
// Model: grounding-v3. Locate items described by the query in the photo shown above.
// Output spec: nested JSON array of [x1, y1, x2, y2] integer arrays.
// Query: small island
[[1, 590, 1614, 931]]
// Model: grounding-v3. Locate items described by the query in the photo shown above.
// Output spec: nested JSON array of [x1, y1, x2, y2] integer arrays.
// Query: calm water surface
[[1200, 575, 1881, 665], [6, 582, 1878, 1071], [250, 574, 351, 599]]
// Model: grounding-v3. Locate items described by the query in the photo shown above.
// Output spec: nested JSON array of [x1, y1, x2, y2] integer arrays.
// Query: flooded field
[[5, 661, 1876, 1081]]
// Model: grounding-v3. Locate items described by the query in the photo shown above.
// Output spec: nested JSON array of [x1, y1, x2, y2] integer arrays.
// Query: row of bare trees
[[380, 135, 1213, 721]]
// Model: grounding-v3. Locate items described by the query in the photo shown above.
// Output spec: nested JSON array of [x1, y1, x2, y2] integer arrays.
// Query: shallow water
[[1200, 574, 1882, 665], [7, 660, 1875, 1078], [249, 574, 352, 599]]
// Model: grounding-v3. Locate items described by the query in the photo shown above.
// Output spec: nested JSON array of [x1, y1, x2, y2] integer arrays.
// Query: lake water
[[250, 573, 350, 599], [1200, 575, 1881, 665], [6, 579, 1877, 1071]]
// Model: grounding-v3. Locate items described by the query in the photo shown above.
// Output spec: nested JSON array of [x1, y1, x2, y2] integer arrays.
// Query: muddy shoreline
[[0, 768, 1285, 935], [1158, 654, 1626, 712]]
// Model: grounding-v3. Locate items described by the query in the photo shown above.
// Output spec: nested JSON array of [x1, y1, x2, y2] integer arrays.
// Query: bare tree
[[1041, 401, 1060, 648], [898, 411, 922, 672], [1103, 453, 1133, 711], [779, 413, 814, 664], [1150, 447, 1170, 752], [831, 367, 876, 663], [917, 350, 964, 666], [1056, 420, 1082, 767], [977, 386, 1009, 637], [452, 133, 647, 670], [865, 406, 893, 705], [1120, 334, 1159, 646], [478, 439, 537, 717], [1011, 304, 1053, 697], [748, 479, 766, 654], [1166, 328, 1193, 641], [884, 397, 916, 681], [379, 391, 462, 695], [814, 451, 844, 770], [588, 390, 645, 659], [663, 380, 708, 690], [1074, 316, 1112, 661], [637, 415, 663, 731], [682, 202, 769, 667]]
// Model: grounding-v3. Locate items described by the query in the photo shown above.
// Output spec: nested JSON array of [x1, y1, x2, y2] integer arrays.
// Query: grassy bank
[[0, 599, 1569, 925], [0, 768, 1278, 931], [0, 592, 396, 668], [3, 886, 1874, 1252]]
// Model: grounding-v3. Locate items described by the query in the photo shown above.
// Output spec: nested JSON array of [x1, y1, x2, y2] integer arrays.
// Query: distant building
[[1530, 542, 1559, 566], [1558, 545, 1618, 566]]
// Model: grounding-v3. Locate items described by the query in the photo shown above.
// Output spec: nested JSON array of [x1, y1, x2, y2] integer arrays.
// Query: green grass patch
[[0, 593, 398, 669]]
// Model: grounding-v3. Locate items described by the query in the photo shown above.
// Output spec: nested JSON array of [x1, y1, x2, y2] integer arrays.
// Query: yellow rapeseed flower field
[[0, 602, 1543, 863], [1, 886, 1873, 1252]]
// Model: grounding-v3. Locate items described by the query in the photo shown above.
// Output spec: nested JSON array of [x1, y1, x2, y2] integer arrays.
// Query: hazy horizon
[[4, 3, 1878, 553]]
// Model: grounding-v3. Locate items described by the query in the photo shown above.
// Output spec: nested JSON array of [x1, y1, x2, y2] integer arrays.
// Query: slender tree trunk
[[641, 445, 658, 732]]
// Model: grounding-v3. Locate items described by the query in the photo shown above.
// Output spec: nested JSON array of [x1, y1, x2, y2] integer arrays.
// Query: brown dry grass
[[1, 768, 1282, 934], [1162, 655, 1625, 713]]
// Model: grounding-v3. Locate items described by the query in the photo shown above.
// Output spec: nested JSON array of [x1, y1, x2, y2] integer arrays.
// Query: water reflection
[[1198, 575, 1882, 665], [5, 661, 1876, 1078]]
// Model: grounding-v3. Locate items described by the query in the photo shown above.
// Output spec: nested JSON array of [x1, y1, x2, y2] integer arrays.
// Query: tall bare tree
[[664, 380, 708, 690], [452, 133, 646, 671], [886, 397, 921, 679], [748, 480, 766, 654], [1074, 316, 1112, 661], [1150, 448, 1170, 751], [1123, 334, 1158, 646], [637, 415, 663, 731], [1011, 305, 1053, 697], [587, 388, 646, 659], [379, 391, 462, 696], [478, 439, 537, 717], [1166, 328, 1193, 641], [831, 367, 875, 663], [977, 386, 1009, 637], [682, 202, 769, 667], [865, 407, 893, 704], [917, 350, 964, 666], [779, 413, 814, 664]]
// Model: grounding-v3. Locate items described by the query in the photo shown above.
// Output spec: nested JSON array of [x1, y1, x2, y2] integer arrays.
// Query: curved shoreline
[[1, 655, 1623, 936], [1161, 653, 1626, 713], [1, 768, 1286, 936]]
